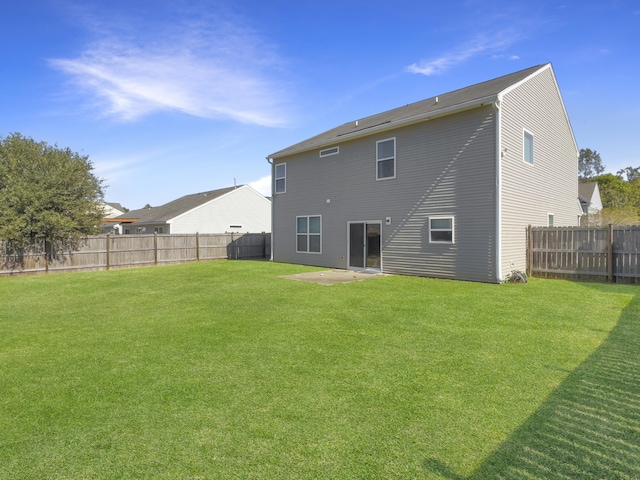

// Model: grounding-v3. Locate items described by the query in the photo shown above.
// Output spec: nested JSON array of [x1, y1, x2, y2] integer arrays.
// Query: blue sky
[[2, 1, 638, 210]]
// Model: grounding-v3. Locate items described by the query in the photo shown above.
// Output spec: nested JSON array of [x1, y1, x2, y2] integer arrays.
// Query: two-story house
[[267, 63, 582, 283]]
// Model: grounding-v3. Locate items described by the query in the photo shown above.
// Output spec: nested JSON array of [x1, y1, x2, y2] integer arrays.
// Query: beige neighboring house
[[579, 182, 603, 215], [112, 185, 271, 235], [267, 63, 582, 283]]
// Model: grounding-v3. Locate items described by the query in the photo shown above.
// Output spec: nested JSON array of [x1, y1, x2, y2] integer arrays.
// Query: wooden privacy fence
[[0, 232, 271, 276], [527, 225, 640, 284]]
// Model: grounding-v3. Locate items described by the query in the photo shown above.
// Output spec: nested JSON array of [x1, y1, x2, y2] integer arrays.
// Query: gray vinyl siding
[[500, 67, 579, 278], [272, 104, 498, 282]]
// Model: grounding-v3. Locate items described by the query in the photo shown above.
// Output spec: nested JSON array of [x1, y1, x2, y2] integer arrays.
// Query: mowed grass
[[1, 260, 638, 479]]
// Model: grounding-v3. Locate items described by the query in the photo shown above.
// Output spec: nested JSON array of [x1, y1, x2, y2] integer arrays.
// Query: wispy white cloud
[[407, 30, 521, 76], [249, 175, 272, 196], [49, 7, 292, 126]]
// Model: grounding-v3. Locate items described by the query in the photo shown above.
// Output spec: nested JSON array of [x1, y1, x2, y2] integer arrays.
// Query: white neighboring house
[[578, 182, 603, 216], [113, 185, 271, 234], [101, 202, 126, 218]]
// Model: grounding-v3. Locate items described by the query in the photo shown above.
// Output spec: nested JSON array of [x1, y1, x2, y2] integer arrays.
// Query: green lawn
[[1, 260, 638, 479]]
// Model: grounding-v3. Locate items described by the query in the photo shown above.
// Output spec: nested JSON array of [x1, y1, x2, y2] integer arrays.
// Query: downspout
[[495, 98, 503, 283], [266, 156, 274, 261]]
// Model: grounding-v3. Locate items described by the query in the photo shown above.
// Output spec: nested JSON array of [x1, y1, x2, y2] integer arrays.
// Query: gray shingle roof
[[119, 186, 240, 224], [578, 182, 597, 202], [269, 64, 547, 159]]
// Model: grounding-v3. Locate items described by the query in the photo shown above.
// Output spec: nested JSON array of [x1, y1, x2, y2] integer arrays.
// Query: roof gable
[[270, 64, 548, 159], [578, 182, 597, 202], [120, 185, 240, 224]]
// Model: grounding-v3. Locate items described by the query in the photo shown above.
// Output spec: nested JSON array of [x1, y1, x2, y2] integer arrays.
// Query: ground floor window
[[297, 215, 321, 253], [429, 216, 454, 243]]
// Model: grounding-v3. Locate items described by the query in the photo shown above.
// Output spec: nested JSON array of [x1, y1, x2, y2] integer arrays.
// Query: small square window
[[275, 163, 286, 194], [429, 217, 454, 243]]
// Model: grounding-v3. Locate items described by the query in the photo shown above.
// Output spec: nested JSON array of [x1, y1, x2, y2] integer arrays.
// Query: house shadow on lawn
[[425, 285, 640, 479]]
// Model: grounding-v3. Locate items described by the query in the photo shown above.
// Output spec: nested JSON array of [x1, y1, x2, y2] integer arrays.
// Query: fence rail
[[527, 225, 640, 284], [0, 232, 271, 276]]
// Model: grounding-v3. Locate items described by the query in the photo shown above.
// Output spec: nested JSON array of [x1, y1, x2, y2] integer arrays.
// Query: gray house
[[267, 63, 582, 283]]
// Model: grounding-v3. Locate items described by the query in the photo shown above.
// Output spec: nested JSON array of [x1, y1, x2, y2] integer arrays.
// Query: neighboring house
[[578, 182, 603, 215], [101, 202, 126, 218], [267, 63, 582, 283], [100, 202, 127, 234], [112, 185, 271, 234]]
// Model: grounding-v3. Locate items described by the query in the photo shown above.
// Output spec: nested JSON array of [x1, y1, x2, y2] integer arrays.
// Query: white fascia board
[[269, 95, 498, 160]]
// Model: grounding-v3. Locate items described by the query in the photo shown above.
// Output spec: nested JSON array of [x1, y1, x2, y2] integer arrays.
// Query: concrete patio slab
[[280, 269, 384, 285]]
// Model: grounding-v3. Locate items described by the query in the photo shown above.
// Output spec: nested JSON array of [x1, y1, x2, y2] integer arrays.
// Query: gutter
[[494, 99, 503, 283], [266, 156, 274, 261]]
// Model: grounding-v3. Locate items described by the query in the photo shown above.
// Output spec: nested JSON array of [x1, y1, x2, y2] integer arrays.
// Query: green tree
[[590, 173, 634, 209], [616, 166, 640, 182], [578, 148, 605, 180], [0, 133, 105, 264]]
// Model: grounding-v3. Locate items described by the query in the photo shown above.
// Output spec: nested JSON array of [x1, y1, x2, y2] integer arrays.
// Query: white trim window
[[296, 215, 322, 253], [429, 216, 455, 243], [548, 213, 554, 227], [523, 129, 534, 165], [275, 163, 286, 194], [376, 137, 396, 180], [320, 146, 339, 158]]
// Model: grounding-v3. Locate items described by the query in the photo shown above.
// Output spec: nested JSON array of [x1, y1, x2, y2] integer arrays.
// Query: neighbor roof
[[269, 64, 548, 159], [119, 186, 240, 224], [578, 182, 598, 202]]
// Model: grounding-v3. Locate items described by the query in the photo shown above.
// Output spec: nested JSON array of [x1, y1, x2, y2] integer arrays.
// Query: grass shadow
[[425, 285, 640, 479]]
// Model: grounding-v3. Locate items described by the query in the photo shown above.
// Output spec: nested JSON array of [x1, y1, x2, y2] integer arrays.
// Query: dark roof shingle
[[119, 186, 240, 223], [270, 64, 547, 158]]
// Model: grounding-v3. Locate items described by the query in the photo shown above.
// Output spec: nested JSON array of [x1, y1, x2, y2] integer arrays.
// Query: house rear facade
[[268, 64, 581, 283]]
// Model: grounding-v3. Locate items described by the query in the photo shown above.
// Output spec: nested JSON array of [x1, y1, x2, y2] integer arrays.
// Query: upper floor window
[[320, 146, 339, 157], [376, 138, 396, 180], [523, 130, 534, 165], [275, 163, 286, 194]]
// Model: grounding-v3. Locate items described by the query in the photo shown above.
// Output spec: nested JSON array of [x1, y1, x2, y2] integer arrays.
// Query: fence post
[[106, 234, 110, 271], [154, 232, 158, 266], [527, 225, 533, 278], [607, 224, 614, 283], [196, 232, 200, 262], [44, 239, 49, 274]]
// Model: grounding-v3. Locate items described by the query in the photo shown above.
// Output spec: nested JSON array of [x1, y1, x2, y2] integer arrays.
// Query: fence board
[[528, 225, 640, 284], [0, 233, 270, 276]]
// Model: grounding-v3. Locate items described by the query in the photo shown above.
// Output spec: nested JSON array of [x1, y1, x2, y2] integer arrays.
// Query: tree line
[[579, 148, 640, 225]]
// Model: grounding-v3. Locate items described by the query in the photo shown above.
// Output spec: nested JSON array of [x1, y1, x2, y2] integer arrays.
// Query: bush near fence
[[527, 225, 640, 284], [0, 233, 271, 276]]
